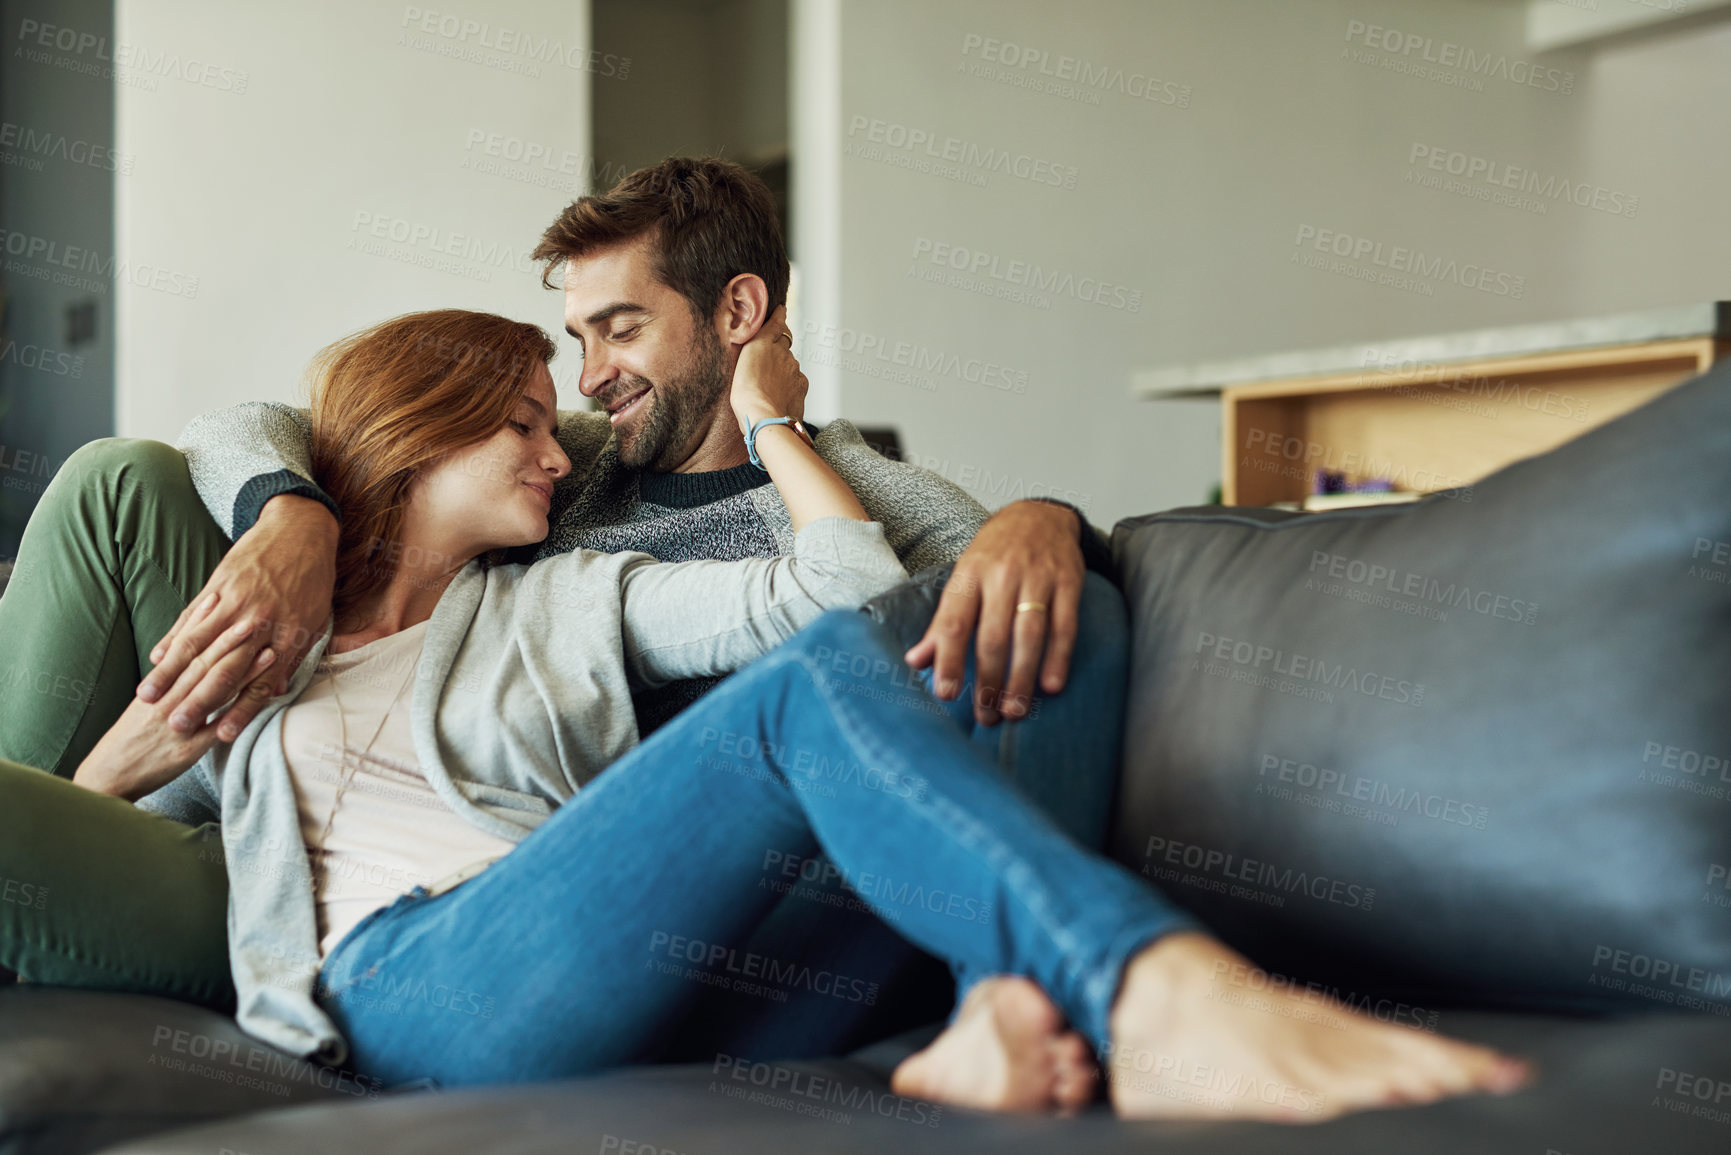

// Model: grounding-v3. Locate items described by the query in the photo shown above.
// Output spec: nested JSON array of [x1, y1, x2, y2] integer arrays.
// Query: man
[[0, 157, 1129, 1073]]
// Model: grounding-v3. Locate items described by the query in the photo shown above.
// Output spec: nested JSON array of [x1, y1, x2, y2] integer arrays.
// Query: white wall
[[1553, 14, 1731, 315], [792, 0, 843, 421], [116, 0, 596, 440], [794, 0, 1728, 526]]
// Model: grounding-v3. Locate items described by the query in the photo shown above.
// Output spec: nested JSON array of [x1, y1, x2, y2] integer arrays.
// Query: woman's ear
[[714, 274, 772, 347]]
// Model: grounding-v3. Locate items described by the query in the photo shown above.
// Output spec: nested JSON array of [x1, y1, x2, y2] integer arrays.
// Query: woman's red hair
[[307, 309, 556, 622]]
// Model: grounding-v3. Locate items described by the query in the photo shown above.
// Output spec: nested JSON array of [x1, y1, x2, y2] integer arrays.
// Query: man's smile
[[607, 386, 652, 425]]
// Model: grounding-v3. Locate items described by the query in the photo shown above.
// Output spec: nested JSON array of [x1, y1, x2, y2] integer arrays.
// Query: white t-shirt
[[278, 621, 515, 958]]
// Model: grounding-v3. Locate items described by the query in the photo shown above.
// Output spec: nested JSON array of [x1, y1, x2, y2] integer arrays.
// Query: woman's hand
[[731, 305, 808, 435], [724, 306, 867, 531], [74, 647, 274, 800]]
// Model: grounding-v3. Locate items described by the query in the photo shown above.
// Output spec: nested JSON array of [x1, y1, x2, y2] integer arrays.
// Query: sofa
[[2, 366, 1728, 1153]]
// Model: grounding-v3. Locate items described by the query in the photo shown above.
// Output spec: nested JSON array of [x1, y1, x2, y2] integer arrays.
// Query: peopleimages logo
[[0, 121, 133, 174], [1407, 143, 1637, 218], [1653, 1066, 1731, 1128], [891, 450, 1091, 512], [762, 849, 993, 925], [1240, 427, 1472, 497], [1306, 550, 1540, 626], [347, 210, 534, 283], [0, 227, 200, 299], [1705, 864, 1731, 910], [798, 319, 1028, 395], [15, 18, 250, 93], [0, 339, 83, 379], [460, 128, 630, 191], [1257, 753, 1491, 830], [1357, 347, 1593, 425], [845, 115, 1079, 189], [648, 931, 880, 1005], [1208, 959, 1442, 1033], [398, 7, 630, 78], [1691, 538, 1730, 586], [1143, 835, 1376, 911], [1642, 742, 1731, 783], [150, 1026, 380, 1097], [0, 875, 48, 911], [1293, 224, 1526, 299], [909, 237, 1142, 312], [1193, 630, 1427, 707], [958, 32, 1192, 108], [710, 1054, 944, 1128], [1590, 944, 1731, 1004], [1342, 19, 1574, 94]]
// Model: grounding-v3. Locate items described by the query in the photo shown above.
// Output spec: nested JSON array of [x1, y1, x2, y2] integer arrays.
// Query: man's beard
[[609, 328, 730, 472]]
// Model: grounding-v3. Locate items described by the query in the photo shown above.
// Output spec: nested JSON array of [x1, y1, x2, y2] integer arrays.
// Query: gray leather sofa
[[3, 367, 1728, 1153]]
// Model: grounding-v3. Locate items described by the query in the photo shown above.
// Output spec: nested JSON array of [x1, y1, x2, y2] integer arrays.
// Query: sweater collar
[[630, 422, 826, 509], [636, 460, 769, 509]]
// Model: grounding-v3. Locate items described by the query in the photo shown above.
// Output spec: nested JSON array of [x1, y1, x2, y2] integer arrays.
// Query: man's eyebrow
[[565, 303, 652, 343], [579, 302, 651, 328]]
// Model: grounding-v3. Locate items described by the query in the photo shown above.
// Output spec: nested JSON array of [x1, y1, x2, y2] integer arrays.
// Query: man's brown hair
[[531, 156, 789, 323]]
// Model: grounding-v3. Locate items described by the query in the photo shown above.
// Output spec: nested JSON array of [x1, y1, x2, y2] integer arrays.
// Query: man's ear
[[712, 274, 771, 348]]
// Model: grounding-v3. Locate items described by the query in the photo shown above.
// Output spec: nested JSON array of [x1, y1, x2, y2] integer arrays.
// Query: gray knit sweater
[[176, 403, 991, 731], [139, 517, 909, 1065]]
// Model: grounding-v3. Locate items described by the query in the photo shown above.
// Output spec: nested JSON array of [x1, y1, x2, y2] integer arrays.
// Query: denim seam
[[785, 644, 1111, 1036], [317, 891, 443, 1003]]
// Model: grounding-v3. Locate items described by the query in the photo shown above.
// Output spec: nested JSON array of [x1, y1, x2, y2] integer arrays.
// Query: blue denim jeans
[[661, 571, 1134, 1062], [317, 606, 1194, 1089]]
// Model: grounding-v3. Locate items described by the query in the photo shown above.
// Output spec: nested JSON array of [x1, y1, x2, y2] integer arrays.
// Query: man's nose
[[578, 348, 615, 397]]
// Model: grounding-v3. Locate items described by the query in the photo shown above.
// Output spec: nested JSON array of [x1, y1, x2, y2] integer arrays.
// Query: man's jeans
[[316, 610, 1191, 1089]]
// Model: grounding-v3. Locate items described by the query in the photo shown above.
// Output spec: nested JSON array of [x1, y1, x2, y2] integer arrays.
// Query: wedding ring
[[1015, 601, 1048, 614]]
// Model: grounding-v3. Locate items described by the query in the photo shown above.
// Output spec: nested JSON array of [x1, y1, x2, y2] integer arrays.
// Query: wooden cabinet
[[1134, 304, 1731, 508]]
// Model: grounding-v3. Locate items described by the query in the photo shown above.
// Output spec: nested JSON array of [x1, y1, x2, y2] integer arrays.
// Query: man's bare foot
[[1105, 933, 1531, 1122], [890, 976, 1098, 1114]]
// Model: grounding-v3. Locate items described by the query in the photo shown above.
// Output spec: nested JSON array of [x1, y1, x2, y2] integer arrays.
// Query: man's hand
[[136, 494, 338, 740], [904, 501, 1086, 726]]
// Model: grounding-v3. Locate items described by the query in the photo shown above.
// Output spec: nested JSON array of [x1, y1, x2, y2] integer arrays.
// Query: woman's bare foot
[[1105, 933, 1531, 1122], [890, 976, 1098, 1114]]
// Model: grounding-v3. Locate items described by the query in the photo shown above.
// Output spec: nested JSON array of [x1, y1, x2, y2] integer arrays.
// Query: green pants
[[0, 438, 235, 1007]]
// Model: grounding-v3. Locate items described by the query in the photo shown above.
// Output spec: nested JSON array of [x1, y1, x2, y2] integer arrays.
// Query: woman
[[37, 308, 1523, 1120]]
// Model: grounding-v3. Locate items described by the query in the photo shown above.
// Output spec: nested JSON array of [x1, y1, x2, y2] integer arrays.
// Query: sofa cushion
[[99, 1010, 1731, 1154], [1108, 368, 1731, 1013], [0, 988, 352, 1155]]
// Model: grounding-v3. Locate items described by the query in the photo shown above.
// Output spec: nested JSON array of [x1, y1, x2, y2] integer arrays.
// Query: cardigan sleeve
[[614, 517, 907, 687]]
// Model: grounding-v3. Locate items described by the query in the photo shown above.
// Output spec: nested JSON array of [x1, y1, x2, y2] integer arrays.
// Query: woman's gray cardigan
[[138, 517, 908, 1065]]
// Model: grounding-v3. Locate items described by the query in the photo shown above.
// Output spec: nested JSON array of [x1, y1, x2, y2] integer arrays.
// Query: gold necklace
[[307, 632, 422, 869]]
